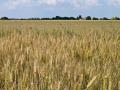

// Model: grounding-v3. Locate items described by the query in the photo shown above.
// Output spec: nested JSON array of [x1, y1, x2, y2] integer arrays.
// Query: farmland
[[0, 20, 120, 90]]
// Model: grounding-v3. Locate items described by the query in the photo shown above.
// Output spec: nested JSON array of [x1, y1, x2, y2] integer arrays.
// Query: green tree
[[1, 17, 9, 20], [92, 17, 99, 20], [77, 15, 82, 20], [86, 16, 91, 20], [111, 17, 119, 20]]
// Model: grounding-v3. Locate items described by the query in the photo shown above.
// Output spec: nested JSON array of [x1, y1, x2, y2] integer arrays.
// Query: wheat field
[[0, 20, 120, 90]]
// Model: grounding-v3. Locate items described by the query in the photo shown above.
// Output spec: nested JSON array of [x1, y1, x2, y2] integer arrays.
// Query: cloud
[[38, 0, 64, 6], [72, 0, 99, 9], [6, 0, 32, 10], [109, 0, 120, 6], [6, 0, 64, 10], [4, 0, 120, 10]]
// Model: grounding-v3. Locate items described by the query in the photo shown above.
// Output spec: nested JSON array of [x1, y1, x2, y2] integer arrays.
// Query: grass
[[0, 20, 120, 90]]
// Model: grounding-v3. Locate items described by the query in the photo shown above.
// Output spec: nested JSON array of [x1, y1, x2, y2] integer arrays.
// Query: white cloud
[[72, 0, 99, 8], [87, 0, 99, 6], [6, 0, 32, 10], [38, 0, 64, 6], [4, 0, 120, 10], [6, 0, 64, 10], [109, 0, 120, 6]]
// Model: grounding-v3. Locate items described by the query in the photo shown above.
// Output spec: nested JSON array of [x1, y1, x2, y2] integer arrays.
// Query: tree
[[111, 17, 119, 20], [69, 17, 76, 20], [55, 16, 61, 20], [1, 17, 9, 20], [92, 17, 99, 20], [101, 17, 109, 20], [86, 16, 91, 20], [77, 15, 82, 20]]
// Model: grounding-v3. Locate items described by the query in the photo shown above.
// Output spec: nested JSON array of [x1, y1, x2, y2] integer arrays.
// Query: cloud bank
[[109, 0, 120, 6], [6, 0, 32, 9], [5, 0, 120, 10], [6, 0, 64, 9], [72, 0, 99, 8], [38, 0, 64, 6]]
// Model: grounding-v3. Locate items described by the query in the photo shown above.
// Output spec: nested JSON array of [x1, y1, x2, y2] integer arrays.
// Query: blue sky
[[0, 0, 120, 18]]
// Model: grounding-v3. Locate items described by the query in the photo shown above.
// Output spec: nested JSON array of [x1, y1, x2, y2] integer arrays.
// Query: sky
[[0, 0, 120, 18]]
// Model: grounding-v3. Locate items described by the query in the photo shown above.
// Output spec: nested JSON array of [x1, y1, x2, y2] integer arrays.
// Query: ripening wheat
[[0, 20, 120, 90]]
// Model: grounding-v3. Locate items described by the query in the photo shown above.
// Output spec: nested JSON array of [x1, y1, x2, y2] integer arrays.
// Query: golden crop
[[0, 20, 120, 90]]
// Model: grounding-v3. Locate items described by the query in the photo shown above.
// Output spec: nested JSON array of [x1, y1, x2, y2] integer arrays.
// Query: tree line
[[0, 15, 120, 20]]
